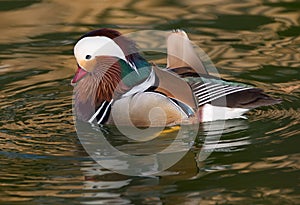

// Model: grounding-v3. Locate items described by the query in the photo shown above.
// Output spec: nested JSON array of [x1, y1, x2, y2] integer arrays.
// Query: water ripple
[[0, 0, 299, 204]]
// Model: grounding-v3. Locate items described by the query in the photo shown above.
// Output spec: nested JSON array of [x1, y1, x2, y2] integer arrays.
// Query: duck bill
[[72, 65, 88, 84]]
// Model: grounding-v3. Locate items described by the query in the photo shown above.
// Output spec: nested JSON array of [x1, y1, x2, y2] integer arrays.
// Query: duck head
[[72, 28, 151, 120], [72, 28, 142, 83]]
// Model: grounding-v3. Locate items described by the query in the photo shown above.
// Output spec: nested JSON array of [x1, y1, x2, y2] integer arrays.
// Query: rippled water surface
[[0, 0, 299, 204]]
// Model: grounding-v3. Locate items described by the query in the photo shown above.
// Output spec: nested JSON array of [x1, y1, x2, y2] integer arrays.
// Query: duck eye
[[85, 55, 92, 60]]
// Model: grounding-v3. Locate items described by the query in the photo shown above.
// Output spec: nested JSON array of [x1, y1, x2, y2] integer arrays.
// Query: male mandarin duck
[[71, 28, 281, 127]]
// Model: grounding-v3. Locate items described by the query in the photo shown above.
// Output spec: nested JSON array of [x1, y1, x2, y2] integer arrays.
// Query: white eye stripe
[[74, 36, 128, 63]]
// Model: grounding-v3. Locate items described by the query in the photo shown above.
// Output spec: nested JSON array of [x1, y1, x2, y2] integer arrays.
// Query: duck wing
[[188, 76, 281, 109], [151, 65, 198, 110], [166, 30, 281, 109]]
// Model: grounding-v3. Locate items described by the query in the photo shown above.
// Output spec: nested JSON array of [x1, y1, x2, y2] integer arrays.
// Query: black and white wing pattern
[[190, 78, 281, 109]]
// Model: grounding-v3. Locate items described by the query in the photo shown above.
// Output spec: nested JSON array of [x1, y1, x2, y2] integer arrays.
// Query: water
[[0, 0, 299, 204]]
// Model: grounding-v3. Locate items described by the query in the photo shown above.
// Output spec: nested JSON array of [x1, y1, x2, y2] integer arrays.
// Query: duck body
[[72, 28, 281, 127]]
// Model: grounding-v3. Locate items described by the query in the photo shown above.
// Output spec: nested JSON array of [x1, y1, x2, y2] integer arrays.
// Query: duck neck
[[120, 57, 152, 88]]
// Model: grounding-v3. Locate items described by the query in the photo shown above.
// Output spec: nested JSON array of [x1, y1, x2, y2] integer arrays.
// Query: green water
[[0, 0, 299, 204]]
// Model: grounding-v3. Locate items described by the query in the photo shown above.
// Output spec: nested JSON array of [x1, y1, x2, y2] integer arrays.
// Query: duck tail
[[221, 88, 282, 109]]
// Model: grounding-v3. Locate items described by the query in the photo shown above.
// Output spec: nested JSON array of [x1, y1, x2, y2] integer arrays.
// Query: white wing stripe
[[198, 87, 252, 106], [194, 84, 229, 96], [194, 83, 221, 91], [198, 87, 251, 103], [195, 85, 238, 98], [192, 82, 212, 90]]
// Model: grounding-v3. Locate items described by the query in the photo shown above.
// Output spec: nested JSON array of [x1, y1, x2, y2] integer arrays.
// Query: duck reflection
[[78, 119, 250, 204], [76, 120, 198, 176]]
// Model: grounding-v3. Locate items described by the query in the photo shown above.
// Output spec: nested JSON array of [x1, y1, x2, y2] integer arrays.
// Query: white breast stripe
[[88, 101, 107, 123], [97, 99, 114, 124]]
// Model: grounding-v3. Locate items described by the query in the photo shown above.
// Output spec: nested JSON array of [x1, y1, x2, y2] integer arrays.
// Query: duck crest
[[80, 28, 145, 68]]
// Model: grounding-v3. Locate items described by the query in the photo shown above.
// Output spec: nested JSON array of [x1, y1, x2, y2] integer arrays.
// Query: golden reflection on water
[[0, 0, 299, 204], [0, 0, 299, 77]]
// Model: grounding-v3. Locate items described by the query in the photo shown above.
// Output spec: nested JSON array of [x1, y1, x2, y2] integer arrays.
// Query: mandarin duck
[[71, 28, 281, 127]]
